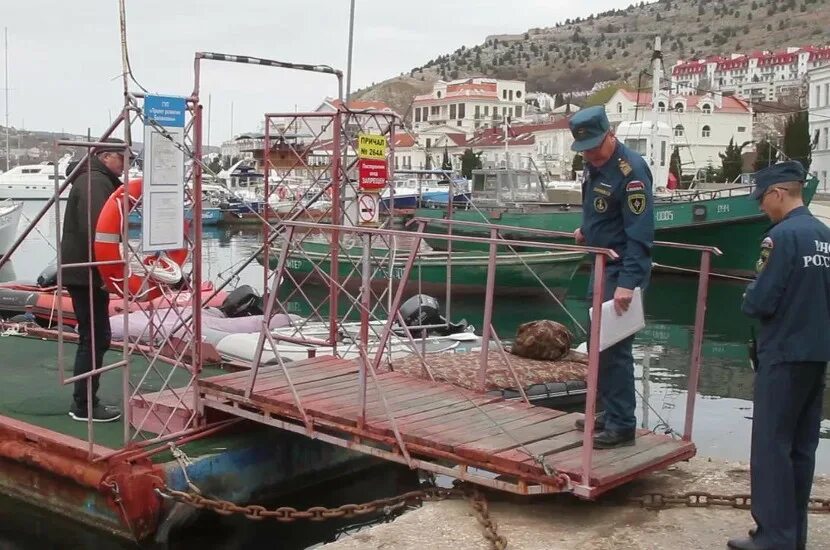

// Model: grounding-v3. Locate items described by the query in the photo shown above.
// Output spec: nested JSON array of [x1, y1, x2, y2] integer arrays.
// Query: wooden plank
[[336, 388, 469, 425], [453, 412, 577, 462], [240, 360, 359, 394], [404, 400, 543, 435], [293, 375, 423, 410], [492, 429, 587, 475], [201, 357, 349, 393], [589, 439, 694, 486], [334, 383, 463, 418], [365, 395, 504, 437], [202, 355, 330, 383], [552, 431, 660, 475], [425, 408, 555, 447]]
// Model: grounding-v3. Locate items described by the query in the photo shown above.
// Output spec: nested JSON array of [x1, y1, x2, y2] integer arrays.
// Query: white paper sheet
[[588, 287, 645, 351]]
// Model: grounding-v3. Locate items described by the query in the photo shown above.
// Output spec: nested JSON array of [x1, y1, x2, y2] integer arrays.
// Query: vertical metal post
[[581, 254, 606, 487], [329, 112, 342, 350], [192, 102, 204, 423], [262, 116, 272, 301], [3, 27, 8, 171], [358, 232, 371, 430], [345, 0, 356, 100], [683, 250, 711, 441], [477, 228, 499, 390]]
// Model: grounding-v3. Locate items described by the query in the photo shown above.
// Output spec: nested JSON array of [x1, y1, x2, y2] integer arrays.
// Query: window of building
[[458, 103, 466, 119], [701, 103, 712, 114], [515, 105, 522, 117], [702, 125, 711, 138], [509, 90, 514, 101], [449, 104, 456, 119], [436, 91, 442, 99], [415, 108, 421, 123], [826, 84, 830, 106], [737, 126, 746, 133], [674, 124, 685, 137], [624, 138, 647, 155], [457, 120, 463, 127], [824, 127, 829, 150], [657, 101, 666, 112], [431, 106, 439, 116], [492, 106, 497, 117], [616, 102, 623, 114], [674, 102, 685, 113], [660, 140, 667, 167], [516, 91, 522, 99], [425, 138, 431, 149], [502, 90, 507, 99], [475, 105, 480, 119]]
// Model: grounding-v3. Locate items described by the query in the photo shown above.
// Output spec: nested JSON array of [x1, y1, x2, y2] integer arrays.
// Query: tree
[[571, 153, 584, 180], [718, 138, 744, 183], [554, 93, 565, 108], [441, 145, 452, 171], [669, 146, 682, 182], [460, 149, 483, 180], [753, 139, 777, 171], [783, 111, 812, 171]]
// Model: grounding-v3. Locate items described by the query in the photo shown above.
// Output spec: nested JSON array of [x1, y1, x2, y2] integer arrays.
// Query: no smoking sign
[[358, 193, 379, 225]]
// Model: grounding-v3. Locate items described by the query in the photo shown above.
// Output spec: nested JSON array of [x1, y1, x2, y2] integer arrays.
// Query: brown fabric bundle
[[510, 320, 573, 361]]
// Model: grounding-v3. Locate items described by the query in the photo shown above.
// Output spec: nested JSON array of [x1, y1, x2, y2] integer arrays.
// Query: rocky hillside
[[352, 0, 830, 116]]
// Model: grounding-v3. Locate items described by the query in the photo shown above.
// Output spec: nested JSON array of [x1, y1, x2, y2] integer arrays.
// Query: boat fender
[[219, 284, 263, 317], [37, 263, 58, 288], [94, 179, 188, 301]]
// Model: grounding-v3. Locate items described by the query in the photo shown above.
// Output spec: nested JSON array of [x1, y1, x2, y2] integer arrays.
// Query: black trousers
[[751, 360, 827, 550], [67, 285, 111, 408]]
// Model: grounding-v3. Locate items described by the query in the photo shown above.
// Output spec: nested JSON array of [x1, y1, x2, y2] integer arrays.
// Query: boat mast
[[650, 36, 662, 170], [4, 27, 9, 171]]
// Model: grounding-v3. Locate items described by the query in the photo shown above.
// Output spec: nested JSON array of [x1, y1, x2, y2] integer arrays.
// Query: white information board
[[142, 95, 186, 251]]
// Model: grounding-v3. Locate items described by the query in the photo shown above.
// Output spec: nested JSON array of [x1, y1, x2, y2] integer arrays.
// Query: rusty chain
[[155, 484, 508, 549], [154, 485, 830, 549], [629, 491, 830, 513]]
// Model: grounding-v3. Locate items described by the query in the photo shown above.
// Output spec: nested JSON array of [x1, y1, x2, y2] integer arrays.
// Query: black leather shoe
[[575, 412, 606, 432], [746, 528, 805, 550], [726, 536, 772, 550], [592, 428, 635, 449]]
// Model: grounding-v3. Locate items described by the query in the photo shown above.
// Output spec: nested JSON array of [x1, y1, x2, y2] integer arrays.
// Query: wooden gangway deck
[[197, 355, 695, 497]]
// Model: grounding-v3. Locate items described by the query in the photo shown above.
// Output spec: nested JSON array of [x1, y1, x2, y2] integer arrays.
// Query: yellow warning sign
[[357, 133, 387, 160]]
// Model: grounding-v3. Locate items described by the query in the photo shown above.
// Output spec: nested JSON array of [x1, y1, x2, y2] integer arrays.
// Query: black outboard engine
[[398, 294, 468, 336], [37, 263, 58, 288], [220, 285, 264, 317]]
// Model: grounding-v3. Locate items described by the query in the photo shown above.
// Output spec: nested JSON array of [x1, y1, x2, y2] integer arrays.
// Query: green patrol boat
[[416, 168, 820, 277], [260, 239, 585, 297]]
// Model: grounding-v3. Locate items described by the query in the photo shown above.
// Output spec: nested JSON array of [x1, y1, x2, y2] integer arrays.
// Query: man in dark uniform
[[569, 106, 654, 448], [728, 161, 830, 550], [61, 139, 132, 423]]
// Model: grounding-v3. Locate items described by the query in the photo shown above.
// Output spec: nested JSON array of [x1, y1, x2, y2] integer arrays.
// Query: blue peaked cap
[[569, 106, 610, 152], [750, 160, 807, 200]]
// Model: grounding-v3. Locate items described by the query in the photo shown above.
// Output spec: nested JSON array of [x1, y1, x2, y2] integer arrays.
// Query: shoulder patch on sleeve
[[627, 193, 647, 215], [618, 158, 632, 176], [626, 180, 645, 192], [756, 236, 773, 273]]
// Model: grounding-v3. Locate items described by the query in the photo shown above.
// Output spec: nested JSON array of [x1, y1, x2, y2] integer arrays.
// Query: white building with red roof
[[672, 46, 830, 103], [605, 89, 753, 175], [808, 65, 830, 192], [411, 78, 527, 135]]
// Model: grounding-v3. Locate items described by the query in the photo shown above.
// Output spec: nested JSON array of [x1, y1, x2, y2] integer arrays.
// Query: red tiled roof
[[444, 133, 467, 147], [673, 46, 830, 75], [394, 133, 416, 148], [618, 91, 750, 113]]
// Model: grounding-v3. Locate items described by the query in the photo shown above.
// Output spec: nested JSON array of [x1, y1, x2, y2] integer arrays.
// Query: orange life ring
[[94, 179, 188, 301]]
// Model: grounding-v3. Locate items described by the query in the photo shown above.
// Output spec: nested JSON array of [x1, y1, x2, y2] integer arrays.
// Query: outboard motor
[[37, 263, 58, 288], [220, 284, 263, 317], [398, 294, 468, 336]]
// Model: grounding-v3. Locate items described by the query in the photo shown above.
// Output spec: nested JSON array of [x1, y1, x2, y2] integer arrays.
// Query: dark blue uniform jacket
[[580, 141, 655, 290], [743, 206, 830, 365]]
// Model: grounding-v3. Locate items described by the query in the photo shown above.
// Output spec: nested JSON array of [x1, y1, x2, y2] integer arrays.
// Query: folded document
[[588, 287, 645, 351]]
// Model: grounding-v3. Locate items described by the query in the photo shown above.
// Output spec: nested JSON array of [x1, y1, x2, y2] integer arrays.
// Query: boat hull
[[414, 180, 821, 277], [128, 207, 223, 227], [0, 202, 22, 254], [264, 241, 585, 296]]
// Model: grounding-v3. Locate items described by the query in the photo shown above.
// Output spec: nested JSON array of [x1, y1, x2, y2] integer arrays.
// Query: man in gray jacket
[[62, 139, 132, 422]]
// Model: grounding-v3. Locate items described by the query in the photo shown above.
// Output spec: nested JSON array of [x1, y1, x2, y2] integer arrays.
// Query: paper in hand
[[588, 287, 645, 351]]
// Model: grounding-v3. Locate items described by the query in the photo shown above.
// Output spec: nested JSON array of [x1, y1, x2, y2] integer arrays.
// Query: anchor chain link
[[155, 484, 508, 549], [629, 491, 830, 513]]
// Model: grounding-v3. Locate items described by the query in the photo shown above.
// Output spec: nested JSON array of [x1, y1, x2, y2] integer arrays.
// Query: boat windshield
[[471, 169, 547, 204]]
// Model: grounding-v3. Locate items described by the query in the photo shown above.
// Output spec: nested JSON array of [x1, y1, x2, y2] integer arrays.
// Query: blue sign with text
[[144, 95, 186, 128]]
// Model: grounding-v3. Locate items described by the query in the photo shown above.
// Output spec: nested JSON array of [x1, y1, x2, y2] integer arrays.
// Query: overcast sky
[[3, 0, 630, 145]]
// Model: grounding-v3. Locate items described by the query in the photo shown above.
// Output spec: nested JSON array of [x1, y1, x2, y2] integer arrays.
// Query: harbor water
[[2, 201, 829, 547]]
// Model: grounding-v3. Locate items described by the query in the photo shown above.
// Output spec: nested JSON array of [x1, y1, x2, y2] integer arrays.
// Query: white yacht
[[0, 154, 73, 200]]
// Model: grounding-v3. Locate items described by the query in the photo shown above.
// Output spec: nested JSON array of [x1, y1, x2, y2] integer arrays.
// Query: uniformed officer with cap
[[569, 106, 654, 449], [728, 161, 830, 550]]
